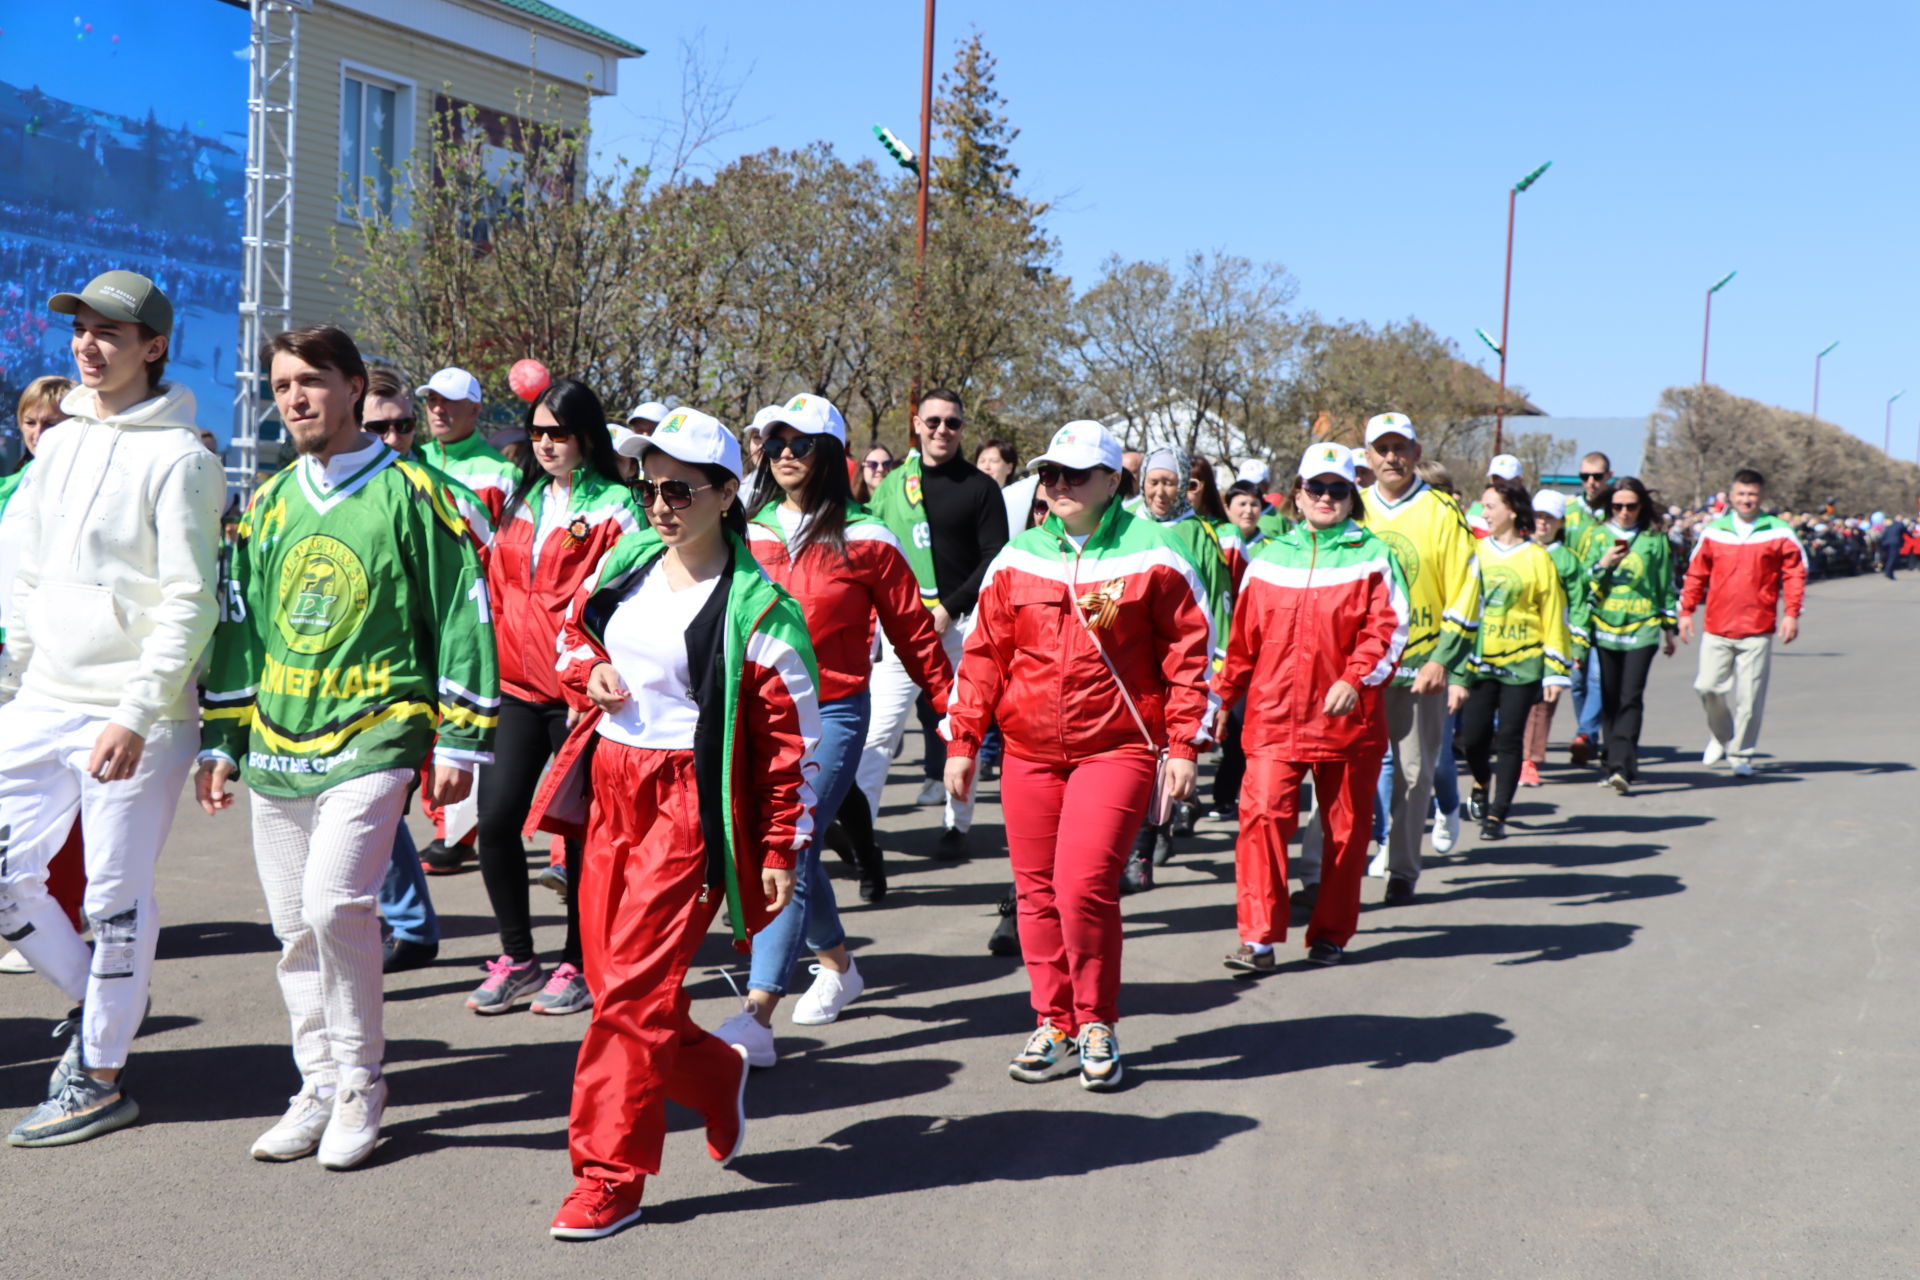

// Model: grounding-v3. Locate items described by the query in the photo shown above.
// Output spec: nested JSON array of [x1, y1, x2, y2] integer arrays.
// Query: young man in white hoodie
[[0, 271, 225, 1147]]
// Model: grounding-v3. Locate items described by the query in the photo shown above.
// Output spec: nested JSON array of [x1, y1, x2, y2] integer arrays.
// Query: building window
[[339, 69, 409, 219]]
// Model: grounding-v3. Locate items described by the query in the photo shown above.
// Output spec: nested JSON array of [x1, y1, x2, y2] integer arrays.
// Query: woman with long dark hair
[[1585, 475, 1677, 793], [712, 395, 952, 1067], [464, 378, 642, 1017]]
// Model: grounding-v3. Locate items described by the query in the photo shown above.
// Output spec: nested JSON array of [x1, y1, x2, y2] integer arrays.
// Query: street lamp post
[[913, 0, 936, 416], [1700, 271, 1736, 385], [1494, 161, 1551, 456], [1886, 390, 1905, 453], [1812, 341, 1838, 419]]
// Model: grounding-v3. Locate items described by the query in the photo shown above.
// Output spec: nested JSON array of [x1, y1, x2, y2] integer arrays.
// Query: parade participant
[[197, 325, 498, 1169], [525, 407, 818, 1239], [624, 400, 668, 436], [1361, 413, 1481, 902], [0, 273, 223, 1147], [717, 394, 952, 1066], [855, 389, 1007, 858], [1585, 475, 1677, 794], [1465, 454, 1524, 535], [944, 420, 1213, 1091], [853, 443, 894, 504], [1217, 443, 1407, 972], [1564, 452, 1613, 764], [1445, 480, 1574, 839], [465, 378, 640, 1016], [1209, 480, 1270, 822], [1678, 469, 1806, 776], [1519, 489, 1592, 786], [417, 366, 517, 523]]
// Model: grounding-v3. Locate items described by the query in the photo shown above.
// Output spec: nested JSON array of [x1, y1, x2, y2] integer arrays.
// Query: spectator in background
[[417, 366, 516, 524], [363, 367, 417, 457], [854, 443, 895, 505]]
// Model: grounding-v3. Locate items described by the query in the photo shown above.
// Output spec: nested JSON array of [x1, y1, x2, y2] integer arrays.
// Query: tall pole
[[1701, 271, 1735, 386], [1493, 161, 1550, 457], [1886, 390, 1905, 453], [1812, 341, 1838, 419], [911, 0, 935, 417]]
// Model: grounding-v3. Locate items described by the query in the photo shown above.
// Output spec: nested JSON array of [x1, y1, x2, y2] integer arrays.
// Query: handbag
[[1062, 556, 1174, 825]]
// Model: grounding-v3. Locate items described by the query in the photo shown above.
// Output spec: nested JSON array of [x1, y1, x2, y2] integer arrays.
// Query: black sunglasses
[[1303, 478, 1355, 501], [762, 436, 820, 461], [366, 416, 416, 433], [1611, 500, 1641, 511], [1036, 463, 1095, 488], [636, 479, 717, 510], [863, 458, 895, 473], [919, 415, 964, 431], [1581, 472, 1609, 482]]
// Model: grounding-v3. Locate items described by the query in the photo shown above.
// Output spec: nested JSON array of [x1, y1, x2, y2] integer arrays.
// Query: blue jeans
[[1432, 712, 1460, 815], [749, 692, 865, 996], [379, 821, 439, 946], [1373, 741, 1392, 844], [1575, 647, 1604, 740]]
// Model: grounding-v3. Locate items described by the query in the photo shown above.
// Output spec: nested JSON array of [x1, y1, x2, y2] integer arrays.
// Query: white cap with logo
[[1236, 458, 1271, 486], [1298, 441, 1358, 483], [753, 393, 847, 444], [625, 399, 669, 426], [1363, 412, 1417, 445], [1532, 489, 1569, 520], [1028, 420, 1124, 473], [617, 406, 743, 479], [417, 367, 483, 403], [1488, 453, 1523, 481]]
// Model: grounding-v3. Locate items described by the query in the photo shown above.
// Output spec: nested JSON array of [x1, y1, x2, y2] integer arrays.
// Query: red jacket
[[1678, 513, 1807, 639], [1213, 522, 1408, 761], [746, 510, 952, 711], [487, 472, 642, 704], [945, 503, 1215, 767]]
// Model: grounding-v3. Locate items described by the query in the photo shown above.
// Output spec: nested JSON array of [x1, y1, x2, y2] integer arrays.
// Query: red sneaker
[[1568, 734, 1592, 766], [706, 1043, 750, 1164], [550, 1176, 645, 1241], [1519, 761, 1542, 787]]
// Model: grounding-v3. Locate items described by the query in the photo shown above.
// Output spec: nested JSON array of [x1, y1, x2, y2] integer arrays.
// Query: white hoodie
[[0, 384, 225, 736]]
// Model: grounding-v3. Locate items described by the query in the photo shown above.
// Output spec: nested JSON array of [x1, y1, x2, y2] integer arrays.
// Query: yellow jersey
[[1361, 480, 1482, 684]]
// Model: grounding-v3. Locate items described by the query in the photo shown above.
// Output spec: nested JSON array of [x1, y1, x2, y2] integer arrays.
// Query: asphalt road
[[3, 573, 1915, 1278]]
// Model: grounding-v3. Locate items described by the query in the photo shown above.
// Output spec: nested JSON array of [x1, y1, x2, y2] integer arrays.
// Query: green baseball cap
[[49, 270, 173, 337]]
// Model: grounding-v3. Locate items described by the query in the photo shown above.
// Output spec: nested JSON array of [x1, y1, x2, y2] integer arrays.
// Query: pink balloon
[[84, 22, 93, 32], [508, 359, 551, 403]]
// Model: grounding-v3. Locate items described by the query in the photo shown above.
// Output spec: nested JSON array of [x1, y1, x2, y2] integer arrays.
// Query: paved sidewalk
[[3, 574, 1915, 1278]]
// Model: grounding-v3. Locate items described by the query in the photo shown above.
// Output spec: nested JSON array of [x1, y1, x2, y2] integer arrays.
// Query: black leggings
[[1597, 645, 1659, 780], [1457, 679, 1540, 821], [1213, 700, 1247, 810], [476, 694, 581, 966]]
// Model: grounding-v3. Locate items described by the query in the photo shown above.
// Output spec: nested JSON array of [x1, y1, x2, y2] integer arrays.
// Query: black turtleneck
[[921, 454, 1008, 615]]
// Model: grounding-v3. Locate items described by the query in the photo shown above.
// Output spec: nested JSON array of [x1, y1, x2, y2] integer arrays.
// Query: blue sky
[[568, 0, 1917, 455]]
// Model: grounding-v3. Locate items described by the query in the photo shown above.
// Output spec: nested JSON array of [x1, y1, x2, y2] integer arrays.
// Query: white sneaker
[[791, 959, 865, 1027], [1366, 843, 1388, 878], [1703, 738, 1728, 767], [1431, 808, 1462, 854], [0, 947, 32, 975], [913, 778, 947, 806], [317, 1068, 387, 1170], [251, 1083, 334, 1161], [713, 1005, 777, 1069], [1731, 760, 1755, 777]]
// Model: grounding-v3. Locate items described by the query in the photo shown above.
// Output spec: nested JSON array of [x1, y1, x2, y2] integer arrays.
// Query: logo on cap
[[658, 411, 688, 435], [98, 284, 137, 308], [1315, 445, 1341, 465], [788, 395, 808, 410], [1054, 426, 1081, 446]]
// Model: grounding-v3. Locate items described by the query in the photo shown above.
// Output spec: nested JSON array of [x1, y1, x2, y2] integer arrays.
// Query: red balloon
[[508, 358, 551, 403]]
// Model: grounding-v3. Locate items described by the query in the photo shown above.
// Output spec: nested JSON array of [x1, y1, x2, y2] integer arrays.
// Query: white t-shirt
[[773, 503, 808, 544], [595, 562, 721, 750], [532, 478, 571, 568]]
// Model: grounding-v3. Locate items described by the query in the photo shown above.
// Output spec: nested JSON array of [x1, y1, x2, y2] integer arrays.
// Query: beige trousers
[[1695, 632, 1773, 762]]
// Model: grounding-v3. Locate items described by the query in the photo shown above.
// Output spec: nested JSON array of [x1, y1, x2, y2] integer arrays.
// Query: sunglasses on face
[[919, 415, 964, 432], [530, 426, 575, 442], [1581, 472, 1609, 482], [863, 458, 894, 473], [762, 435, 819, 461], [1303, 478, 1355, 501], [367, 417, 415, 433], [1036, 463, 1095, 488], [636, 479, 716, 510], [1611, 500, 1641, 512]]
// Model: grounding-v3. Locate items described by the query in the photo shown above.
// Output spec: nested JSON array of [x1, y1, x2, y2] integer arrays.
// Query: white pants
[[855, 618, 973, 833], [0, 695, 196, 1071], [251, 768, 411, 1087], [1696, 632, 1774, 761]]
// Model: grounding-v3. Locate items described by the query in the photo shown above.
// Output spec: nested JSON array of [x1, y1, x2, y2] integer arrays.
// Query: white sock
[[1243, 941, 1273, 955]]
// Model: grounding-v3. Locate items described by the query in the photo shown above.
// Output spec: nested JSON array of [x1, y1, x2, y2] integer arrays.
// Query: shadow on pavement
[[1129, 1010, 1514, 1080], [1423, 871, 1686, 907], [1520, 812, 1712, 838], [1453, 840, 1670, 869], [157, 919, 278, 960], [1349, 920, 1640, 966], [643, 1108, 1261, 1222]]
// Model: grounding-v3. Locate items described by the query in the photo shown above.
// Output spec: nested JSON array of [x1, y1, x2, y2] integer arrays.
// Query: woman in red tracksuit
[[1215, 443, 1408, 971], [526, 408, 820, 1241], [945, 420, 1213, 1093]]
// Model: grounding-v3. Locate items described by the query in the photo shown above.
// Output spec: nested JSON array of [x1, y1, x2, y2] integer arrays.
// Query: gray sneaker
[[529, 963, 592, 1016], [47, 1006, 83, 1096], [8, 1072, 139, 1147], [467, 955, 544, 1014], [1077, 1022, 1123, 1092]]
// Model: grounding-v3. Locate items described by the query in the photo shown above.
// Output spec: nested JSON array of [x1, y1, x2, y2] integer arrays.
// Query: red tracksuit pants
[[1237, 753, 1381, 949], [571, 741, 746, 1186], [1000, 750, 1155, 1033]]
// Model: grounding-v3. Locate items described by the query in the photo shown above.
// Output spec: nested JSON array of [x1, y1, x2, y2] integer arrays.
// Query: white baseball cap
[[417, 367, 482, 403], [617, 406, 743, 479], [753, 393, 847, 444], [1488, 453, 1523, 481], [1532, 489, 1568, 520], [1298, 441, 1358, 483], [1028, 420, 1124, 473], [625, 399, 669, 426], [1235, 458, 1271, 486], [1363, 412, 1417, 445]]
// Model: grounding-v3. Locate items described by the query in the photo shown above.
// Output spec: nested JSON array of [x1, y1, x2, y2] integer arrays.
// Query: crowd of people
[[0, 268, 1835, 1242]]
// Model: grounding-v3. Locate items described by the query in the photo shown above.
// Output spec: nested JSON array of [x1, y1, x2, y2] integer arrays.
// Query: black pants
[[1213, 700, 1247, 810], [1596, 645, 1659, 780], [916, 691, 945, 781], [1457, 679, 1540, 821], [476, 694, 582, 966]]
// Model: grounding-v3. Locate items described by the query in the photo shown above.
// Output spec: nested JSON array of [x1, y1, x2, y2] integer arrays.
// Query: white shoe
[[250, 1083, 334, 1161], [1731, 760, 1754, 777], [1431, 808, 1461, 854], [791, 958, 865, 1027], [913, 778, 947, 806], [714, 1005, 777, 1069], [1366, 844, 1388, 878], [0, 947, 32, 975], [1703, 738, 1728, 767], [316, 1068, 386, 1170]]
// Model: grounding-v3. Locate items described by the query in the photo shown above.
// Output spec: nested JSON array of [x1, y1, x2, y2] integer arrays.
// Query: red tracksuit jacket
[[1678, 513, 1808, 639]]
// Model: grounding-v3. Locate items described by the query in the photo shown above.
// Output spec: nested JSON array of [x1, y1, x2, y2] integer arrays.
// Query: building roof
[[486, 0, 644, 56]]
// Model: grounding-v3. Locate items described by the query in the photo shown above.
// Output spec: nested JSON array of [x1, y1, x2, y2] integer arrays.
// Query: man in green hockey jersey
[[196, 326, 499, 1170]]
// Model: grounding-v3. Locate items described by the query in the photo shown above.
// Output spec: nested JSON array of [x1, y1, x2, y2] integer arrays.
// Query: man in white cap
[[417, 366, 516, 524], [625, 400, 669, 437], [1360, 412, 1481, 904]]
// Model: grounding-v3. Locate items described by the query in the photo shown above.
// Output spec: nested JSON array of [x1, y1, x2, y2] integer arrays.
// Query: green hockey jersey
[[201, 443, 499, 797]]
